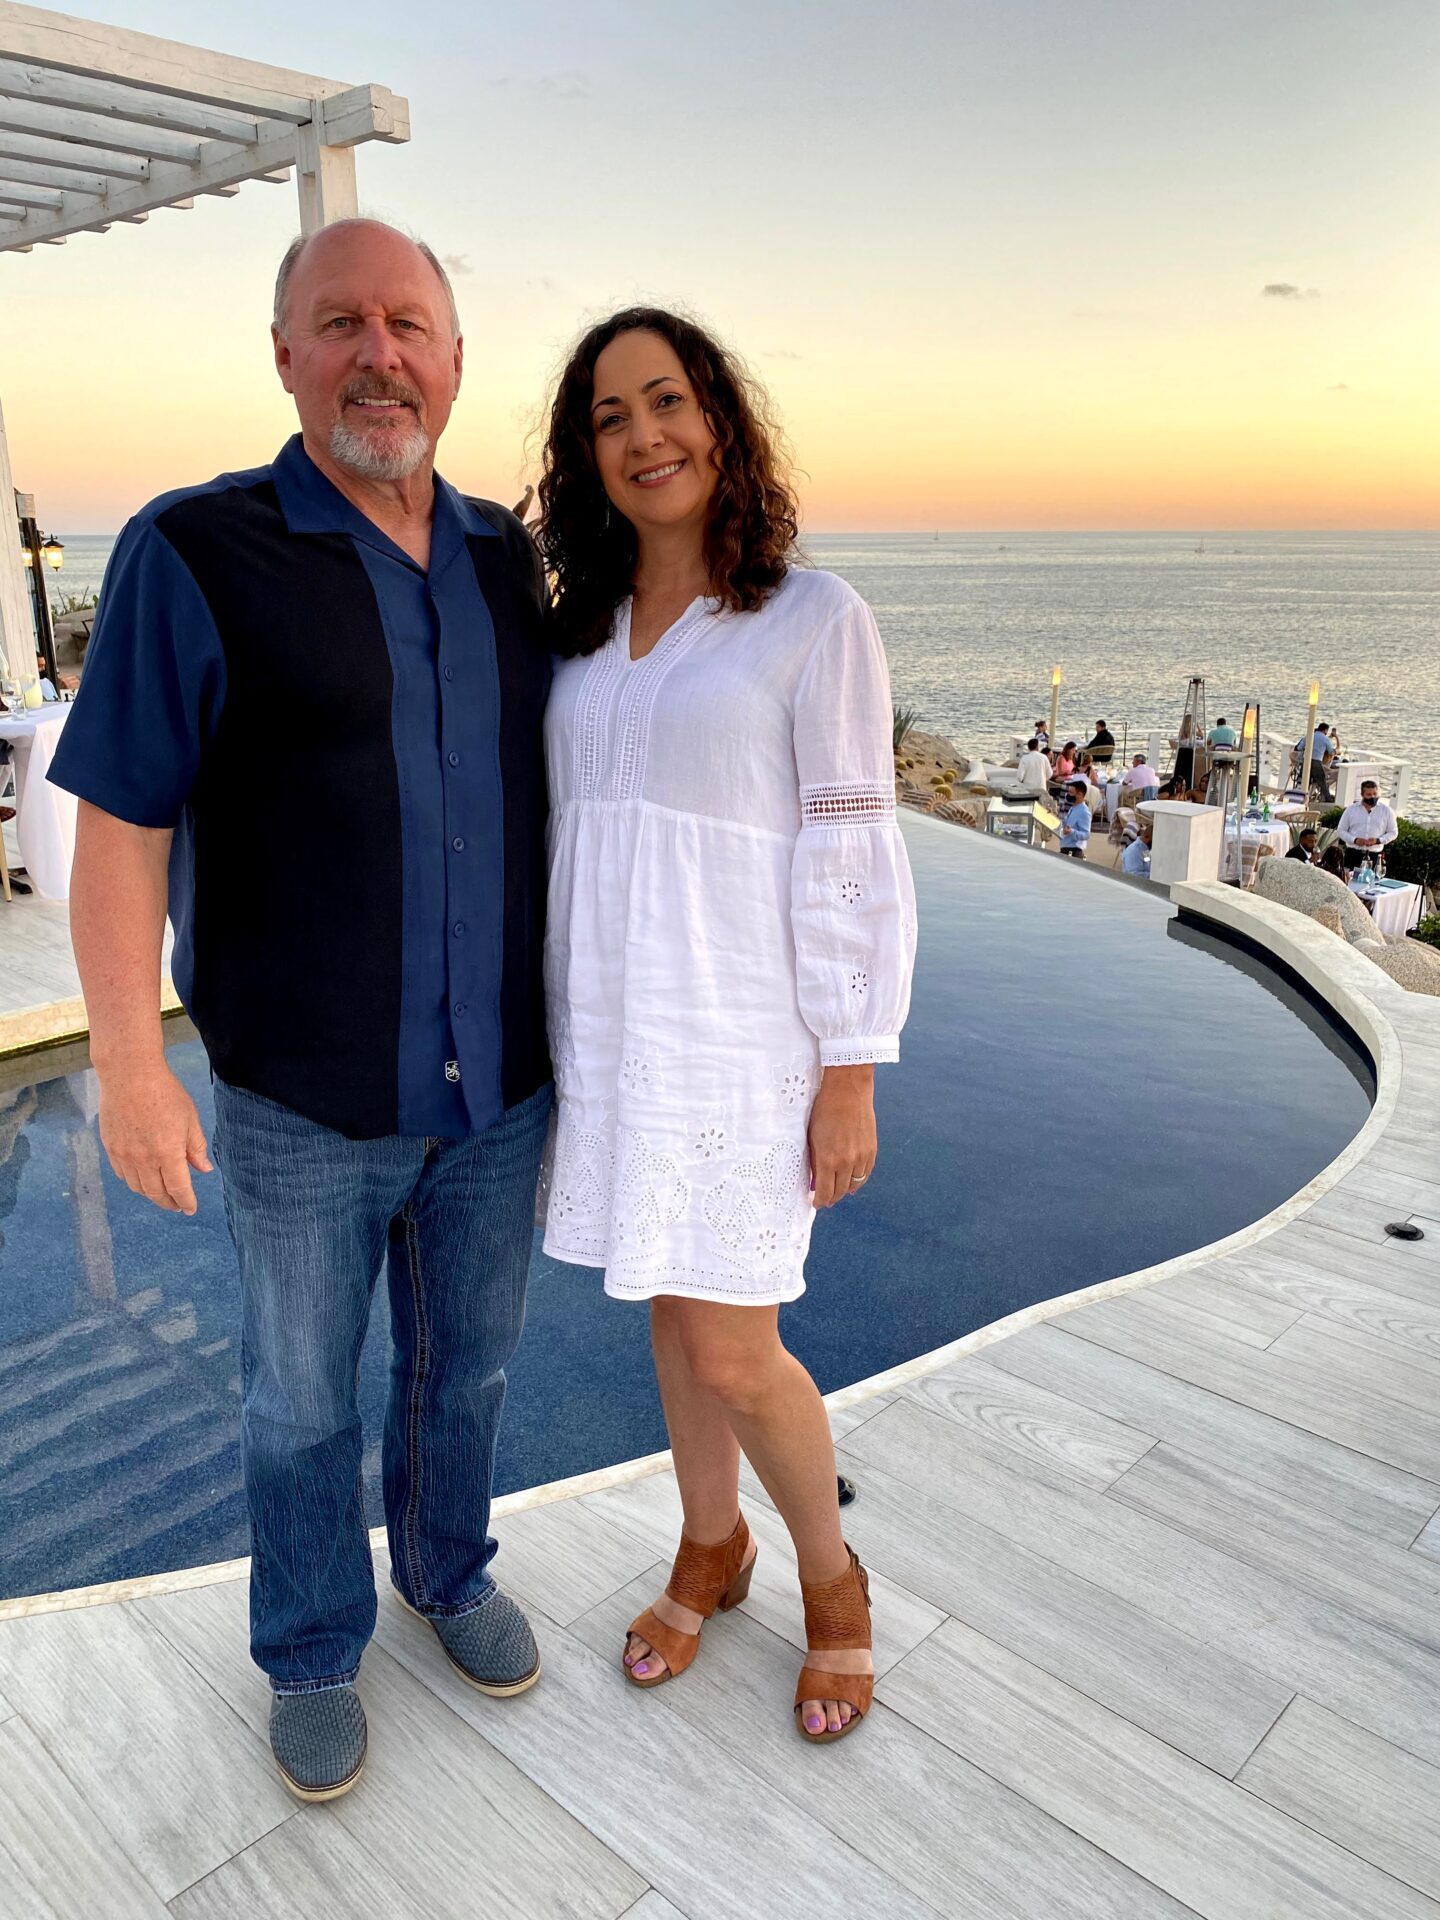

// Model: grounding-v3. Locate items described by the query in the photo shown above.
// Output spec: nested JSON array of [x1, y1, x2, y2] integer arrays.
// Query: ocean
[[50, 528, 1439, 812]]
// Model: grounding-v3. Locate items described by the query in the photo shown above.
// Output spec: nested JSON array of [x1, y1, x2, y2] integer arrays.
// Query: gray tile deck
[[1, 889, 1438, 1915]]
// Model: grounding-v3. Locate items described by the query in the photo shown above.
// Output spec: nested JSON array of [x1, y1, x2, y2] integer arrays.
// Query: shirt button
[[451, 836, 465, 852], [452, 921, 466, 937], [454, 1002, 467, 1019], [443, 666, 454, 682], [448, 751, 460, 767]]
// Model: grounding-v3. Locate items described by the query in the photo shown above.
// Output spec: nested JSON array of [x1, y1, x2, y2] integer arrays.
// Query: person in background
[[1120, 752, 1159, 799], [1013, 736, 1051, 794], [1050, 740, 1078, 785], [1120, 816, 1153, 877], [1058, 779, 1091, 858], [1075, 749, 1096, 788], [1033, 718, 1050, 751], [1286, 828, 1320, 864], [1296, 722, 1337, 802], [1085, 720, 1115, 764], [1318, 842, 1348, 879], [1171, 712, 1197, 790], [1336, 780, 1398, 870], [1206, 716, 1237, 749]]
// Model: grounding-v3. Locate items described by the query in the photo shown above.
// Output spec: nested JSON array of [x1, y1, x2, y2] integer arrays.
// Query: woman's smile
[[630, 458, 687, 488]]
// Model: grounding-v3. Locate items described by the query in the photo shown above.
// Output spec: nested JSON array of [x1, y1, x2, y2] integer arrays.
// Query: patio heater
[[1048, 665, 1062, 750], [14, 492, 60, 689]]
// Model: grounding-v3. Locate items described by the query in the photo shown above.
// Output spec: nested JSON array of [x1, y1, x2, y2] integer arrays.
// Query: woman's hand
[[808, 1063, 877, 1208]]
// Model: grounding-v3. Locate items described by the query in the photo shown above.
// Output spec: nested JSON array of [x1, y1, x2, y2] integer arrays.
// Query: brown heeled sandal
[[623, 1513, 755, 1688], [794, 1546, 874, 1742]]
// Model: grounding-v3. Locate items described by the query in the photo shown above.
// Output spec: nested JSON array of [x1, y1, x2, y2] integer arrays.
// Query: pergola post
[[295, 102, 358, 233], [0, 395, 34, 681]]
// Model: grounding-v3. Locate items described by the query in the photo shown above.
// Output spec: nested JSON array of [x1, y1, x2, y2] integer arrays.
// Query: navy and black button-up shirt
[[50, 435, 551, 1139]]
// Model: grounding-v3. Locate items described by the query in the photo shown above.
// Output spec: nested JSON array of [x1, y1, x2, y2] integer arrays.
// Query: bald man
[[52, 221, 552, 1799]]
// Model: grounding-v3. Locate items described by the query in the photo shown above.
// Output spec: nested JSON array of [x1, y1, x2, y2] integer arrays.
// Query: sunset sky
[[2, 0, 1437, 533]]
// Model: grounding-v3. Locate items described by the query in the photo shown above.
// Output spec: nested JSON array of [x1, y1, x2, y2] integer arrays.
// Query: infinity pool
[[0, 814, 1373, 1600]]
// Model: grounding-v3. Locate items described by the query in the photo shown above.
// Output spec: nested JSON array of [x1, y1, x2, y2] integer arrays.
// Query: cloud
[[489, 71, 591, 99], [1326, 382, 1350, 391], [762, 347, 802, 361], [1262, 283, 1320, 300], [441, 253, 472, 276]]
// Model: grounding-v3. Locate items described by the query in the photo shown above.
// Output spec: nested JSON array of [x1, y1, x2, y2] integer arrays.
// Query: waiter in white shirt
[[1336, 780, 1398, 870], [1013, 736, 1052, 794]]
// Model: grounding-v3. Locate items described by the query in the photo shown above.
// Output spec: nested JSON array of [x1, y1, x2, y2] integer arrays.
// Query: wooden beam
[[316, 84, 409, 150], [0, 152, 105, 191], [0, 176, 59, 205], [0, 58, 262, 142], [0, 128, 146, 176], [1, 119, 311, 245], [0, 96, 203, 161], [0, 2, 356, 121]]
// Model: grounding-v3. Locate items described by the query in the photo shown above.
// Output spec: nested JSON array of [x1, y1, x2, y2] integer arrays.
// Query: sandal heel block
[[794, 1545, 874, 1744], [623, 1513, 754, 1689]]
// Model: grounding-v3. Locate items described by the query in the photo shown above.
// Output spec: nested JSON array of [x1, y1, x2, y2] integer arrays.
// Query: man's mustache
[[338, 378, 423, 411]]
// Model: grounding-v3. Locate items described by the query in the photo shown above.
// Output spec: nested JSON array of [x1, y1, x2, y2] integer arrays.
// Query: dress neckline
[[621, 594, 707, 667]]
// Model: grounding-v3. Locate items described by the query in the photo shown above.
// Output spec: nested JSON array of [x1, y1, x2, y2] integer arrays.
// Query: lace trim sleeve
[[800, 781, 896, 827]]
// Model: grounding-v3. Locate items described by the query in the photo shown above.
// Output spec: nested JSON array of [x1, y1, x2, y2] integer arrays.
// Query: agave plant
[[893, 703, 920, 752]]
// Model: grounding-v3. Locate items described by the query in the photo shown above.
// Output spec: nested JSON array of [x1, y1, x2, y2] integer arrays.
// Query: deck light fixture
[[41, 536, 63, 571]]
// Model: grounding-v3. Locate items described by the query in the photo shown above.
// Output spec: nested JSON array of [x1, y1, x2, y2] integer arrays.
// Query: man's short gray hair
[[272, 219, 460, 338]]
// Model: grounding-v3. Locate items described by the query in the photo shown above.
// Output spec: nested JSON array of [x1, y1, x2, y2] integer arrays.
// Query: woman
[[537, 308, 915, 1743], [1172, 713, 1197, 791]]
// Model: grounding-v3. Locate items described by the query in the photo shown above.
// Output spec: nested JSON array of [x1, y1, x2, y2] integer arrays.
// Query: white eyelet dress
[[542, 567, 917, 1304]]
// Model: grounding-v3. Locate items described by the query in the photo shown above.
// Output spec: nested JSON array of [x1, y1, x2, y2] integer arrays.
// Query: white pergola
[[0, 1, 411, 676]]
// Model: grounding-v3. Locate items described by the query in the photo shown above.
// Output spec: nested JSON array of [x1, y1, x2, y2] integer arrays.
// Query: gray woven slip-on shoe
[[395, 1585, 541, 1697], [269, 1683, 366, 1802]]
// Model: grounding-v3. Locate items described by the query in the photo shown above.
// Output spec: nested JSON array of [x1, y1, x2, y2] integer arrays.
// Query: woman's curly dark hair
[[537, 307, 800, 656]]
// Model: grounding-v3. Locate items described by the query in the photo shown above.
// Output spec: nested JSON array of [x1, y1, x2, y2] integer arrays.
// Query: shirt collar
[[270, 434, 498, 572]]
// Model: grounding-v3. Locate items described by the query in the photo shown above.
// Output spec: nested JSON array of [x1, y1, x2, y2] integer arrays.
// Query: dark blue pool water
[[0, 814, 1373, 1599]]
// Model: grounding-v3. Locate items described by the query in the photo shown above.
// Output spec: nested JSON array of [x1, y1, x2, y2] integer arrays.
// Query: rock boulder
[[1253, 859, 1377, 944]]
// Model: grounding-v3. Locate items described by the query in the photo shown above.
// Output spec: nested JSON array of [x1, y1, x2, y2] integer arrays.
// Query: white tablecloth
[[1356, 880, 1423, 939], [0, 704, 76, 899]]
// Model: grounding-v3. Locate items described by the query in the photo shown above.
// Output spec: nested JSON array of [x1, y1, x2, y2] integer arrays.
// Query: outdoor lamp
[[41, 535, 63, 570], [1049, 664, 1062, 746]]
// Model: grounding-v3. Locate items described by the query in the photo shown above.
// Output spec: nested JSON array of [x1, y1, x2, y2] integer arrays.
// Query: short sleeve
[[47, 517, 225, 828], [789, 582, 917, 1065]]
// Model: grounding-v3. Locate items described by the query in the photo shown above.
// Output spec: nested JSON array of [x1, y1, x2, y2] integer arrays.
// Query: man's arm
[[71, 800, 211, 1214]]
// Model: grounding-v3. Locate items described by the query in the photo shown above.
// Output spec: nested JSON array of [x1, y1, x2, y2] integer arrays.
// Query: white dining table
[[1354, 878, 1423, 939], [0, 703, 76, 900]]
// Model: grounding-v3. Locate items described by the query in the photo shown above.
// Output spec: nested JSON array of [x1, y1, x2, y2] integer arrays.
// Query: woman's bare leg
[[627, 1297, 870, 1733]]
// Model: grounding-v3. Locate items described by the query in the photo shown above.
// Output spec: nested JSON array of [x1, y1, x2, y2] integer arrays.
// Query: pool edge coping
[[1, 878, 1429, 1624]]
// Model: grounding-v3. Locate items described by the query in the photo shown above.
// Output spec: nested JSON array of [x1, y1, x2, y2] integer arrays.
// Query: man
[[1336, 780, 1398, 870], [1085, 720, 1115, 763], [1058, 779, 1091, 858], [1120, 817, 1153, 877], [1013, 735, 1051, 794], [50, 221, 552, 1803], [1120, 751, 1159, 798], [1206, 716, 1237, 749], [1286, 828, 1320, 864], [1296, 722, 1337, 801]]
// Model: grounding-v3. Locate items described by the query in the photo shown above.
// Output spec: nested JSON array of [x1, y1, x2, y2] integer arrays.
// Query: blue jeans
[[211, 1078, 552, 1692]]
